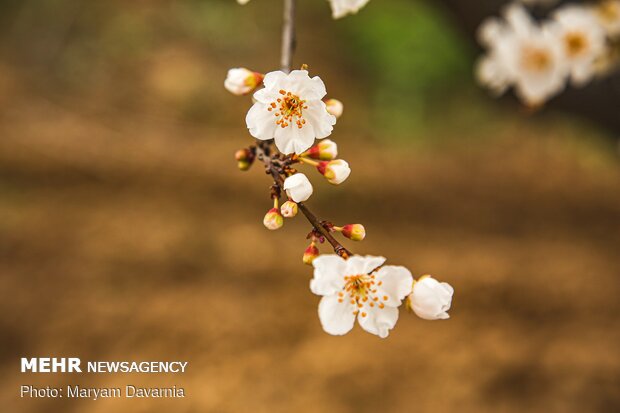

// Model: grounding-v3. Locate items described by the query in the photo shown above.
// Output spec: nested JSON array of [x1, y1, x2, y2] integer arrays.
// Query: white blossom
[[328, 0, 371, 19], [246, 70, 336, 154], [594, 0, 620, 37], [324, 99, 344, 118], [551, 6, 607, 86], [408, 276, 454, 320], [283, 173, 313, 202], [311, 255, 413, 338], [237, 0, 251, 5], [478, 4, 568, 106]]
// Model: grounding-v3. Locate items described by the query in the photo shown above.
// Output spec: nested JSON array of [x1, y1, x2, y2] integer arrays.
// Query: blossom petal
[[310, 254, 347, 296], [307, 76, 327, 100], [345, 255, 386, 275], [262, 70, 287, 90], [246, 103, 277, 140], [274, 122, 316, 154], [253, 87, 280, 104], [318, 294, 356, 336], [282, 70, 319, 99], [304, 100, 336, 139], [374, 265, 414, 307], [357, 305, 399, 338]]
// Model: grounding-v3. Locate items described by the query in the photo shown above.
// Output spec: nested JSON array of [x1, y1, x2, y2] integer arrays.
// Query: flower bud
[[408, 276, 454, 320], [283, 173, 313, 202], [235, 148, 254, 171], [302, 243, 320, 265], [341, 224, 365, 241], [224, 68, 264, 96], [324, 99, 344, 118], [317, 159, 351, 185], [280, 200, 298, 218], [263, 208, 283, 230], [305, 139, 338, 161]]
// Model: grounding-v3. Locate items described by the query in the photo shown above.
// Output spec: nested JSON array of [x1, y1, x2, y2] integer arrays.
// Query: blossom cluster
[[227, 0, 454, 338], [236, 0, 371, 19], [476, 1, 620, 107]]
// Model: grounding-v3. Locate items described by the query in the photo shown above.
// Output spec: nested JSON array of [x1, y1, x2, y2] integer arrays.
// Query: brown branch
[[280, 0, 296, 72], [255, 140, 351, 258], [248, 0, 351, 258]]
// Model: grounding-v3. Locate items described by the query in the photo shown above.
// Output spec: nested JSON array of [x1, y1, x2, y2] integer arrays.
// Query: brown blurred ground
[[1, 64, 620, 412], [1, 1, 620, 412]]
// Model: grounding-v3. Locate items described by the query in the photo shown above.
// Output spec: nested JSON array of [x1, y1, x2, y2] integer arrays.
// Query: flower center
[[521, 46, 552, 73], [338, 274, 388, 317], [267, 90, 308, 129], [564, 32, 588, 57]]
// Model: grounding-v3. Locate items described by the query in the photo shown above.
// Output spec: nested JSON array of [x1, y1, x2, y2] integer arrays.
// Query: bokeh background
[[1, 0, 619, 412]]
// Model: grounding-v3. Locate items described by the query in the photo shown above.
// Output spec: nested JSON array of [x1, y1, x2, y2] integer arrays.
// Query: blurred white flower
[[225, 68, 263, 95], [329, 0, 370, 19], [477, 4, 568, 106], [324, 98, 344, 118], [475, 55, 512, 96], [594, 0, 620, 37], [551, 6, 607, 86], [246, 70, 336, 154], [318, 159, 351, 185], [311, 255, 413, 338], [283, 173, 313, 202], [237, 0, 251, 5], [408, 275, 453, 320]]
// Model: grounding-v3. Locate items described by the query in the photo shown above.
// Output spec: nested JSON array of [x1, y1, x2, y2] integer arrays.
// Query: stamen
[[270, 90, 307, 130]]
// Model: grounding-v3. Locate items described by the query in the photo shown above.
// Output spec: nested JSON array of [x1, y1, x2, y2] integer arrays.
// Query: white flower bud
[[224, 68, 263, 96], [283, 173, 313, 202], [409, 276, 454, 320], [317, 159, 350, 185], [324, 99, 344, 119]]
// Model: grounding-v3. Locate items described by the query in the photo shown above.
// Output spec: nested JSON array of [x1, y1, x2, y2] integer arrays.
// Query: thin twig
[[252, 0, 351, 258], [280, 0, 296, 72], [255, 140, 351, 258]]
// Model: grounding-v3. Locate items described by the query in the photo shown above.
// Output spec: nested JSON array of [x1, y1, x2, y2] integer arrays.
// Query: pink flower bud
[[263, 208, 283, 230], [305, 139, 338, 161], [317, 159, 351, 185], [224, 68, 264, 96], [280, 200, 298, 218], [303, 243, 320, 265], [324, 99, 344, 118], [341, 224, 365, 241]]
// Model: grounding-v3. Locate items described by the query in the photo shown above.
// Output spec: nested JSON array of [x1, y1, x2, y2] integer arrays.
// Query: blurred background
[[1, 0, 619, 412]]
